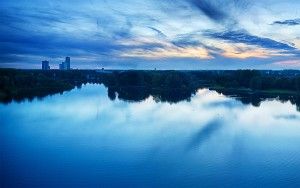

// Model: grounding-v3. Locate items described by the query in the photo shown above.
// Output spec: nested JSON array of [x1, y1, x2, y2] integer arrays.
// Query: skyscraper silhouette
[[65, 57, 70, 70], [59, 57, 71, 70], [42, 61, 50, 70]]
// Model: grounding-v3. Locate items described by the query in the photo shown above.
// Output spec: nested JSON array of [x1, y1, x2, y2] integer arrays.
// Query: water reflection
[[107, 86, 197, 103], [187, 119, 223, 151], [1, 84, 300, 187], [105, 85, 300, 111], [1, 81, 300, 112]]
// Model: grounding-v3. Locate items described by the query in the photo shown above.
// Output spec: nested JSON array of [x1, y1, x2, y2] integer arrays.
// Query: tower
[[42, 61, 50, 70], [65, 57, 71, 70]]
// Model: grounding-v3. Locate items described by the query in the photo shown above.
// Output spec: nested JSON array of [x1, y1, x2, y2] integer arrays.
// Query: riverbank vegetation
[[0, 69, 299, 107]]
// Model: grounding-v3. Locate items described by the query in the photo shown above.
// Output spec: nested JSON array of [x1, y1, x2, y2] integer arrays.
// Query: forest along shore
[[0, 69, 299, 105]]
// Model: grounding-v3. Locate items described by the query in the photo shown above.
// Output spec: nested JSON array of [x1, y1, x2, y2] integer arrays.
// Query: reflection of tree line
[[107, 86, 197, 103], [211, 88, 300, 111], [0, 69, 299, 110], [0, 69, 87, 103], [105, 86, 300, 111]]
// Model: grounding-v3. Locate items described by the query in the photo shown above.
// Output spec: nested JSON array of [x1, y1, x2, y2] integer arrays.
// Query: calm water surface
[[1, 84, 300, 187]]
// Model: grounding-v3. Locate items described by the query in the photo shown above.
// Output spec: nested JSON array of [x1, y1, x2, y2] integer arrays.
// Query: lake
[[1, 84, 300, 187]]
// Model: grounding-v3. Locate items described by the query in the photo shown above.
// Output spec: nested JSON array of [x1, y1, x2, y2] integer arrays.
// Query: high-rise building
[[59, 62, 64, 70], [42, 61, 50, 70], [65, 57, 70, 70], [59, 57, 71, 70]]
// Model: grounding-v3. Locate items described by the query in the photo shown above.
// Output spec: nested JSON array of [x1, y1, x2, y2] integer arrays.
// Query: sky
[[0, 0, 300, 69]]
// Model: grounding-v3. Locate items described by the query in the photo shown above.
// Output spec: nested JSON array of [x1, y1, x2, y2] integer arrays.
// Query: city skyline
[[41, 57, 71, 70], [0, 0, 300, 70], [59, 57, 71, 70]]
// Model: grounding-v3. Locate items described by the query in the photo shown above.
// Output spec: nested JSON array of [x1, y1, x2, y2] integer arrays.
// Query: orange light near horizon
[[220, 43, 291, 59], [117, 37, 294, 60]]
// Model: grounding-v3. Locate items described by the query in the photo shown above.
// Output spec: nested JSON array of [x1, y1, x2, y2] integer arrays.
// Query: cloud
[[273, 60, 300, 68], [0, 31, 123, 58], [205, 30, 296, 51], [120, 47, 211, 59], [221, 46, 277, 59], [273, 19, 300, 26], [189, 0, 228, 22], [172, 38, 202, 48], [147, 27, 167, 38], [0, 0, 300, 69], [187, 0, 250, 25]]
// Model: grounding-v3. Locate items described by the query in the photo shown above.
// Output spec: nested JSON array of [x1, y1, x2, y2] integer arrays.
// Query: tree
[[250, 76, 262, 90]]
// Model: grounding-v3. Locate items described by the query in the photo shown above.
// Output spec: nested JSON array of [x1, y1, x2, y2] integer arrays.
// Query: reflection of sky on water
[[1, 84, 300, 187]]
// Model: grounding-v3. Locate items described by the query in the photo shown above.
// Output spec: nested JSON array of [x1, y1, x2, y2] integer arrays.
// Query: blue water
[[1, 84, 300, 187]]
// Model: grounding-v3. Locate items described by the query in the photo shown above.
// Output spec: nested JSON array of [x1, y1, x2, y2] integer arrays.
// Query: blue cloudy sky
[[0, 0, 300, 69]]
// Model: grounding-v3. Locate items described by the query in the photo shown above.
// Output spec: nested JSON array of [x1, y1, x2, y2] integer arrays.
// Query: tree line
[[0, 69, 299, 104]]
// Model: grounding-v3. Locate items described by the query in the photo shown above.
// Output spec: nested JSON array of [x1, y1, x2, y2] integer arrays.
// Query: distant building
[[59, 62, 64, 70], [59, 57, 71, 70], [42, 61, 50, 70], [65, 57, 70, 70]]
